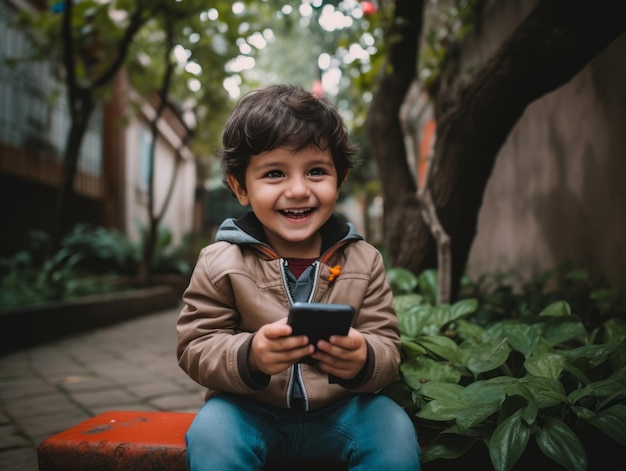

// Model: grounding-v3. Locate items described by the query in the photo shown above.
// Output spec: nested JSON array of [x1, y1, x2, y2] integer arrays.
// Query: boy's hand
[[249, 318, 314, 375], [312, 328, 367, 380]]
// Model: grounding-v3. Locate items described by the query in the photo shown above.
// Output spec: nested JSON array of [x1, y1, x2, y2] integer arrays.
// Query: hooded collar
[[215, 211, 363, 259]]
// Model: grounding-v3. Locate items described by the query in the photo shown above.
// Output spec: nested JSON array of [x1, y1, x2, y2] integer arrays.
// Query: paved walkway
[[0, 306, 206, 471]]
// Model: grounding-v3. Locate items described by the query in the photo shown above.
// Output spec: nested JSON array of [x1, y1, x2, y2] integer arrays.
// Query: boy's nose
[[287, 176, 311, 199]]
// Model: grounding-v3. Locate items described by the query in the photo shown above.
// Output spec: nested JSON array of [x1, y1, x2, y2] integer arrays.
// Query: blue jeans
[[186, 393, 421, 470]]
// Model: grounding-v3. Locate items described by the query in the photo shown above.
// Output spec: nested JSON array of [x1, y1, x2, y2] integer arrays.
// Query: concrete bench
[[37, 410, 347, 470]]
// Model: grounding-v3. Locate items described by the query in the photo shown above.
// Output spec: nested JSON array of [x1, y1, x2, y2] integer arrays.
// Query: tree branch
[[92, 4, 148, 90]]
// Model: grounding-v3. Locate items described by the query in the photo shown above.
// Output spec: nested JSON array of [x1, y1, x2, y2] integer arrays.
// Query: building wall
[[123, 102, 196, 248], [462, 0, 626, 287], [0, 0, 196, 256], [0, 0, 105, 256]]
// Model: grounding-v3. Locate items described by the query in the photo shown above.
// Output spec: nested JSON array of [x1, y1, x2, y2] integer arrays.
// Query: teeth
[[284, 208, 309, 214]]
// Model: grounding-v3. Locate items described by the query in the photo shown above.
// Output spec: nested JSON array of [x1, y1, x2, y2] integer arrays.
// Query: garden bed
[[0, 284, 183, 354]]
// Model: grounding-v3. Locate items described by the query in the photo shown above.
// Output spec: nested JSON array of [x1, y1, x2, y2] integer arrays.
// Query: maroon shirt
[[286, 257, 317, 279]]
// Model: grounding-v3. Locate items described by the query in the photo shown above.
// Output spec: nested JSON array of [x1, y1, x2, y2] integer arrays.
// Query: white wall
[[124, 110, 196, 248]]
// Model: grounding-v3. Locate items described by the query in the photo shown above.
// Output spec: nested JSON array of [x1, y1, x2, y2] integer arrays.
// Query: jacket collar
[[215, 211, 362, 259]]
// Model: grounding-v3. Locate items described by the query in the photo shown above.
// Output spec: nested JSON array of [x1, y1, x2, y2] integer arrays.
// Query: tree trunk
[[137, 23, 182, 285], [45, 0, 147, 259], [380, 0, 626, 298], [47, 90, 94, 259], [365, 0, 426, 263]]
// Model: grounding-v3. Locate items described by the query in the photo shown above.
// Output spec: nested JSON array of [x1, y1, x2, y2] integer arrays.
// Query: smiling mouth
[[279, 208, 314, 219]]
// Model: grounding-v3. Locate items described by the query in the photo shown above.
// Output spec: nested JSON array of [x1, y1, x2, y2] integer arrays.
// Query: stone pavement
[[0, 305, 206, 471]]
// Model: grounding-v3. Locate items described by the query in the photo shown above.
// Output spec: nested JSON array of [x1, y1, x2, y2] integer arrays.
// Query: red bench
[[38, 411, 192, 471], [37, 410, 348, 470]]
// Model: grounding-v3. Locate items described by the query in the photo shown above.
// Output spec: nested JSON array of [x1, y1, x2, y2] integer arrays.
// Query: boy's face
[[228, 147, 343, 258]]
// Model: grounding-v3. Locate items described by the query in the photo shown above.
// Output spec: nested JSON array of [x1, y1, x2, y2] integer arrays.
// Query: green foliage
[[461, 263, 626, 330], [135, 223, 194, 276], [0, 224, 193, 309], [420, 0, 487, 94], [385, 267, 626, 471], [54, 224, 139, 274], [0, 249, 57, 308]]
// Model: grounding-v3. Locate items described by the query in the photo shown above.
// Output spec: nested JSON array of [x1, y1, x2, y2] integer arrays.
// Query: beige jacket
[[176, 217, 400, 411]]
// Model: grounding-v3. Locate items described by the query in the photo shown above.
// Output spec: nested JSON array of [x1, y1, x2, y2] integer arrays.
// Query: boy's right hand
[[248, 318, 314, 375]]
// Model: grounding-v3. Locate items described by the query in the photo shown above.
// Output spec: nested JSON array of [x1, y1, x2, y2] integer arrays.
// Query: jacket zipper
[[280, 259, 320, 304], [281, 259, 320, 411]]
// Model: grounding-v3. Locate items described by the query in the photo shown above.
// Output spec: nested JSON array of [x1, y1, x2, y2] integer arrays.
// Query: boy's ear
[[227, 174, 250, 206]]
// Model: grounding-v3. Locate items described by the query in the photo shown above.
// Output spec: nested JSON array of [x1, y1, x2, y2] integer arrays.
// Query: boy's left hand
[[311, 328, 367, 380]]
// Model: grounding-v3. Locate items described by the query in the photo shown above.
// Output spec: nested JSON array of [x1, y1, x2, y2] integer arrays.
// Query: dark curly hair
[[218, 84, 357, 192]]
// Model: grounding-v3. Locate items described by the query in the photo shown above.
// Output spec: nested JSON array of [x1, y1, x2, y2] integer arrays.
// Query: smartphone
[[287, 302, 356, 364]]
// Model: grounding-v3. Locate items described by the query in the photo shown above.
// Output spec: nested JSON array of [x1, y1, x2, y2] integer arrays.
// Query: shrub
[[0, 249, 57, 307], [385, 267, 626, 471], [0, 224, 194, 309]]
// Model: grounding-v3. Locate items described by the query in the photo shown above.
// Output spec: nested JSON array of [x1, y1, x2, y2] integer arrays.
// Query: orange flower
[[328, 265, 341, 282]]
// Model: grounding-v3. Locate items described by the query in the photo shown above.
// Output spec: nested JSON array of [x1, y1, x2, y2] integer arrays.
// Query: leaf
[[539, 301, 572, 317], [455, 319, 484, 342], [416, 397, 468, 421], [518, 375, 567, 409], [418, 269, 439, 304], [561, 343, 614, 370], [603, 318, 626, 342], [542, 317, 587, 346], [415, 335, 463, 363], [453, 378, 517, 429], [565, 268, 590, 283], [561, 362, 592, 386], [568, 367, 626, 405], [462, 377, 518, 397], [456, 401, 501, 430], [419, 381, 465, 401], [571, 405, 595, 420], [421, 432, 476, 462], [399, 303, 436, 338], [489, 410, 531, 471], [590, 288, 619, 304], [450, 298, 478, 319], [429, 304, 454, 332], [387, 267, 419, 295], [608, 337, 626, 369], [461, 338, 511, 375], [524, 353, 566, 379], [535, 417, 587, 471], [584, 404, 626, 446], [533, 338, 556, 356], [394, 295, 430, 338], [400, 338, 427, 356], [396, 298, 468, 338], [489, 322, 541, 359], [400, 356, 461, 390]]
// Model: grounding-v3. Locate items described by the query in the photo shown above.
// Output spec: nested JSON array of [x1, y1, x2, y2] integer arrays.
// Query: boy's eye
[[308, 168, 327, 177], [265, 170, 284, 178]]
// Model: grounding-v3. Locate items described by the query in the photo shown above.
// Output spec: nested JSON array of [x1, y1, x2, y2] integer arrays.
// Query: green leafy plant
[[0, 249, 57, 308], [0, 224, 193, 309], [385, 267, 626, 471], [135, 223, 194, 277]]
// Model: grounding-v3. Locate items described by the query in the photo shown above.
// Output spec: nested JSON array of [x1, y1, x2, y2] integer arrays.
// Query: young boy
[[177, 84, 421, 470]]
